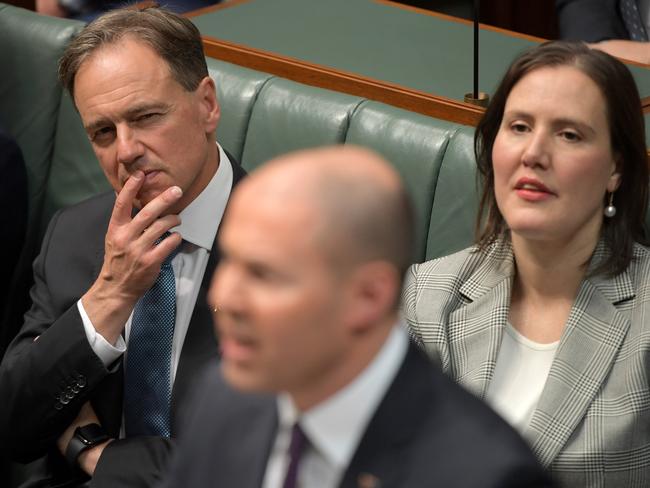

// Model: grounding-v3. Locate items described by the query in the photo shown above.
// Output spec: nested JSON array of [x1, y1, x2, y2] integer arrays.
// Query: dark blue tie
[[124, 234, 181, 437], [621, 0, 648, 41]]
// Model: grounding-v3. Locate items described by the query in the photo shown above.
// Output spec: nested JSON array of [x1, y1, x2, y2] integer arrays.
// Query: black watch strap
[[65, 423, 110, 467]]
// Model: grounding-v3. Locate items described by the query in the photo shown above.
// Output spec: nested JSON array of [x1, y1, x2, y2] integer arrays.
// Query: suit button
[[71, 385, 80, 394], [54, 402, 63, 411], [76, 375, 87, 388], [60, 395, 70, 405]]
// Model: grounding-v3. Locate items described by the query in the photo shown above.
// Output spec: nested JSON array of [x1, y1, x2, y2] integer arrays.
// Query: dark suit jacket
[[0, 128, 28, 358], [165, 342, 553, 488], [556, 0, 630, 42], [0, 157, 246, 487]]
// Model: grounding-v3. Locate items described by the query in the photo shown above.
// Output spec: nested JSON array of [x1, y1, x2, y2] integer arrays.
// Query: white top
[[485, 323, 559, 433], [262, 324, 409, 488], [78, 143, 234, 385]]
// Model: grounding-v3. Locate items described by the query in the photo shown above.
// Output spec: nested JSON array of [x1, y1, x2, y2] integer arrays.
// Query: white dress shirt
[[78, 143, 233, 385], [262, 324, 409, 488]]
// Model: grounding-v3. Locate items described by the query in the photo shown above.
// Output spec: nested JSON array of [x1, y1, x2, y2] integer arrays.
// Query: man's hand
[[82, 171, 183, 345], [591, 40, 650, 65], [36, 0, 67, 17], [57, 402, 113, 477]]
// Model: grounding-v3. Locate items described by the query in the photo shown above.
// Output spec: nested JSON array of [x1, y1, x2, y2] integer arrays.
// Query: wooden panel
[[201, 35, 485, 125]]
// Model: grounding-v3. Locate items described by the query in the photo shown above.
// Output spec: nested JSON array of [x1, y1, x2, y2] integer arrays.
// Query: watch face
[[76, 424, 109, 446]]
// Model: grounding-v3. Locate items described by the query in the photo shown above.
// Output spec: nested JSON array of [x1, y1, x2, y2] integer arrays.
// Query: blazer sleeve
[[91, 437, 176, 488], [0, 208, 113, 462], [556, 0, 630, 42]]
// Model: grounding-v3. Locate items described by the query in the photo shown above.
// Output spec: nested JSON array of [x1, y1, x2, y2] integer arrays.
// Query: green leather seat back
[[0, 4, 84, 235], [346, 101, 456, 263], [208, 58, 273, 162], [240, 78, 363, 171], [41, 92, 109, 237], [426, 125, 479, 260]]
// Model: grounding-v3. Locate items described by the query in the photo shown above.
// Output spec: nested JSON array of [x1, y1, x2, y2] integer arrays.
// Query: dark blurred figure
[[37, 0, 222, 23], [557, 0, 650, 64], [0, 128, 28, 359]]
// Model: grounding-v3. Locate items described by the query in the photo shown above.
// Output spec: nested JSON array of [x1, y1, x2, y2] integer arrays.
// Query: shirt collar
[[276, 323, 409, 470], [170, 143, 233, 250]]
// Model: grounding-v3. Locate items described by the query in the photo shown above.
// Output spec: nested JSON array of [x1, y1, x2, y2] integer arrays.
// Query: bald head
[[233, 146, 415, 282]]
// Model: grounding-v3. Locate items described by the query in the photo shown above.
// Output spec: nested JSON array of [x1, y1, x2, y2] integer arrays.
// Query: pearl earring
[[604, 192, 616, 218]]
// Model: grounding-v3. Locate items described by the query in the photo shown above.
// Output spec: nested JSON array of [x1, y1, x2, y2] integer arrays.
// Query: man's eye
[[137, 113, 161, 122], [91, 127, 114, 142]]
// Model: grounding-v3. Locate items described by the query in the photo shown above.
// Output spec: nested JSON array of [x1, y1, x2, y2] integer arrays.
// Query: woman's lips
[[514, 177, 555, 202]]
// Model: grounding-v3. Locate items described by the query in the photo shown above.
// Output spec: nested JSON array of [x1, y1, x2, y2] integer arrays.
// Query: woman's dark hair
[[475, 41, 648, 276]]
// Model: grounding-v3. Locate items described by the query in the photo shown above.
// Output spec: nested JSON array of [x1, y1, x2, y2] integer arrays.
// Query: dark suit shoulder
[[346, 344, 550, 487], [556, 0, 629, 42], [167, 364, 276, 488]]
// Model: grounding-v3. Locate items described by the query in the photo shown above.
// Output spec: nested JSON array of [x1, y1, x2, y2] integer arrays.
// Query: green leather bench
[[0, 3, 477, 276]]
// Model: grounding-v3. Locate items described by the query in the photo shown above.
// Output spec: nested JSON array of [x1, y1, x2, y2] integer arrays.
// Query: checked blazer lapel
[[447, 242, 515, 399], [524, 262, 634, 467]]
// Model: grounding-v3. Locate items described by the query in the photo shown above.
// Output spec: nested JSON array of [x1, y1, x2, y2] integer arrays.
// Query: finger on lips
[[110, 171, 145, 224], [131, 186, 183, 233]]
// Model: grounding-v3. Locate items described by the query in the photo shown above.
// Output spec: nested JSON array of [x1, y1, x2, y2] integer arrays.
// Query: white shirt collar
[[276, 323, 409, 471], [170, 143, 233, 250]]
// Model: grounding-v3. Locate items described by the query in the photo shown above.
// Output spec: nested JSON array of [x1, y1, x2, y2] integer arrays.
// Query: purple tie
[[282, 423, 308, 488]]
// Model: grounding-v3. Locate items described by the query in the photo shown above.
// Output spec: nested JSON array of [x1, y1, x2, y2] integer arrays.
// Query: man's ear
[[196, 76, 220, 135], [343, 261, 400, 334]]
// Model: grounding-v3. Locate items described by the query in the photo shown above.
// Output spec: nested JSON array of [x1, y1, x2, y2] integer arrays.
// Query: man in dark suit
[[557, 0, 650, 63], [0, 128, 28, 357], [165, 146, 552, 488], [0, 6, 244, 487]]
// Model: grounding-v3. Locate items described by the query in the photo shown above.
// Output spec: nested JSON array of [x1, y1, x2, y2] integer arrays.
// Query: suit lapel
[[171, 156, 247, 432], [447, 243, 514, 398], [340, 344, 435, 488], [525, 265, 634, 466]]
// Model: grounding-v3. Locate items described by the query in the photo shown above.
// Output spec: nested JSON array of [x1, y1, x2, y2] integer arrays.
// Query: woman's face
[[492, 65, 621, 245]]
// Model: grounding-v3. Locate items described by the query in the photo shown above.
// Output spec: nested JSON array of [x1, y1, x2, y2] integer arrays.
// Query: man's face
[[210, 191, 353, 406], [73, 36, 220, 214]]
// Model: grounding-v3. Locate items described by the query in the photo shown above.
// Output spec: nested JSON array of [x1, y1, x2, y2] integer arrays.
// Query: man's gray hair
[[59, 5, 208, 99]]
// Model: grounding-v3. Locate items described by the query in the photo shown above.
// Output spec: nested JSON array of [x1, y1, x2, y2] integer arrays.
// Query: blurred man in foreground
[[165, 146, 552, 488]]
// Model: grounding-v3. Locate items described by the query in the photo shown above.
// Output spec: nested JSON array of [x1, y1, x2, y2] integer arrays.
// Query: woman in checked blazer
[[404, 42, 650, 487]]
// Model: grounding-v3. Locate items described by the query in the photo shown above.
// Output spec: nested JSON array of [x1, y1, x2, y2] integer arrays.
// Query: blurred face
[[74, 37, 220, 214], [492, 65, 620, 245], [210, 191, 352, 405]]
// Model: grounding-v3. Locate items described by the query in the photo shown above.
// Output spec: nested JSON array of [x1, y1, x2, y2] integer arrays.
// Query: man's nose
[[211, 263, 247, 316], [116, 125, 145, 166]]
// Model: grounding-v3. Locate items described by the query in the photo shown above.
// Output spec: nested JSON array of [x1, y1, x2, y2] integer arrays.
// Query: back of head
[[475, 41, 648, 275], [59, 5, 208, 100], [249, 146, 415, 297], [214, 146, 415, 407]]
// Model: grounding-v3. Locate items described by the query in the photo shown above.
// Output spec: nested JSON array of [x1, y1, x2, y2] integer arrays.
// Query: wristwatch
[[65, 423, 110, 468]]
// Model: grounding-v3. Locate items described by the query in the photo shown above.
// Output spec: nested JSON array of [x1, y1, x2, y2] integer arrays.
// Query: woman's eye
[[510, 123, 529, 133], [560, 130, 581, 142]]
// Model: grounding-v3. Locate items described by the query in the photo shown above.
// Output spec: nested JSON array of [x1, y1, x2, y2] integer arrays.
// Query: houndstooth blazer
[[403, 239, 650, 487]]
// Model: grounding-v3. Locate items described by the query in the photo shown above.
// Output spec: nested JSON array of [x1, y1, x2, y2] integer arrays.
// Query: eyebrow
[[84, 102, 170, 134], [503, 110, 597, 136]]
